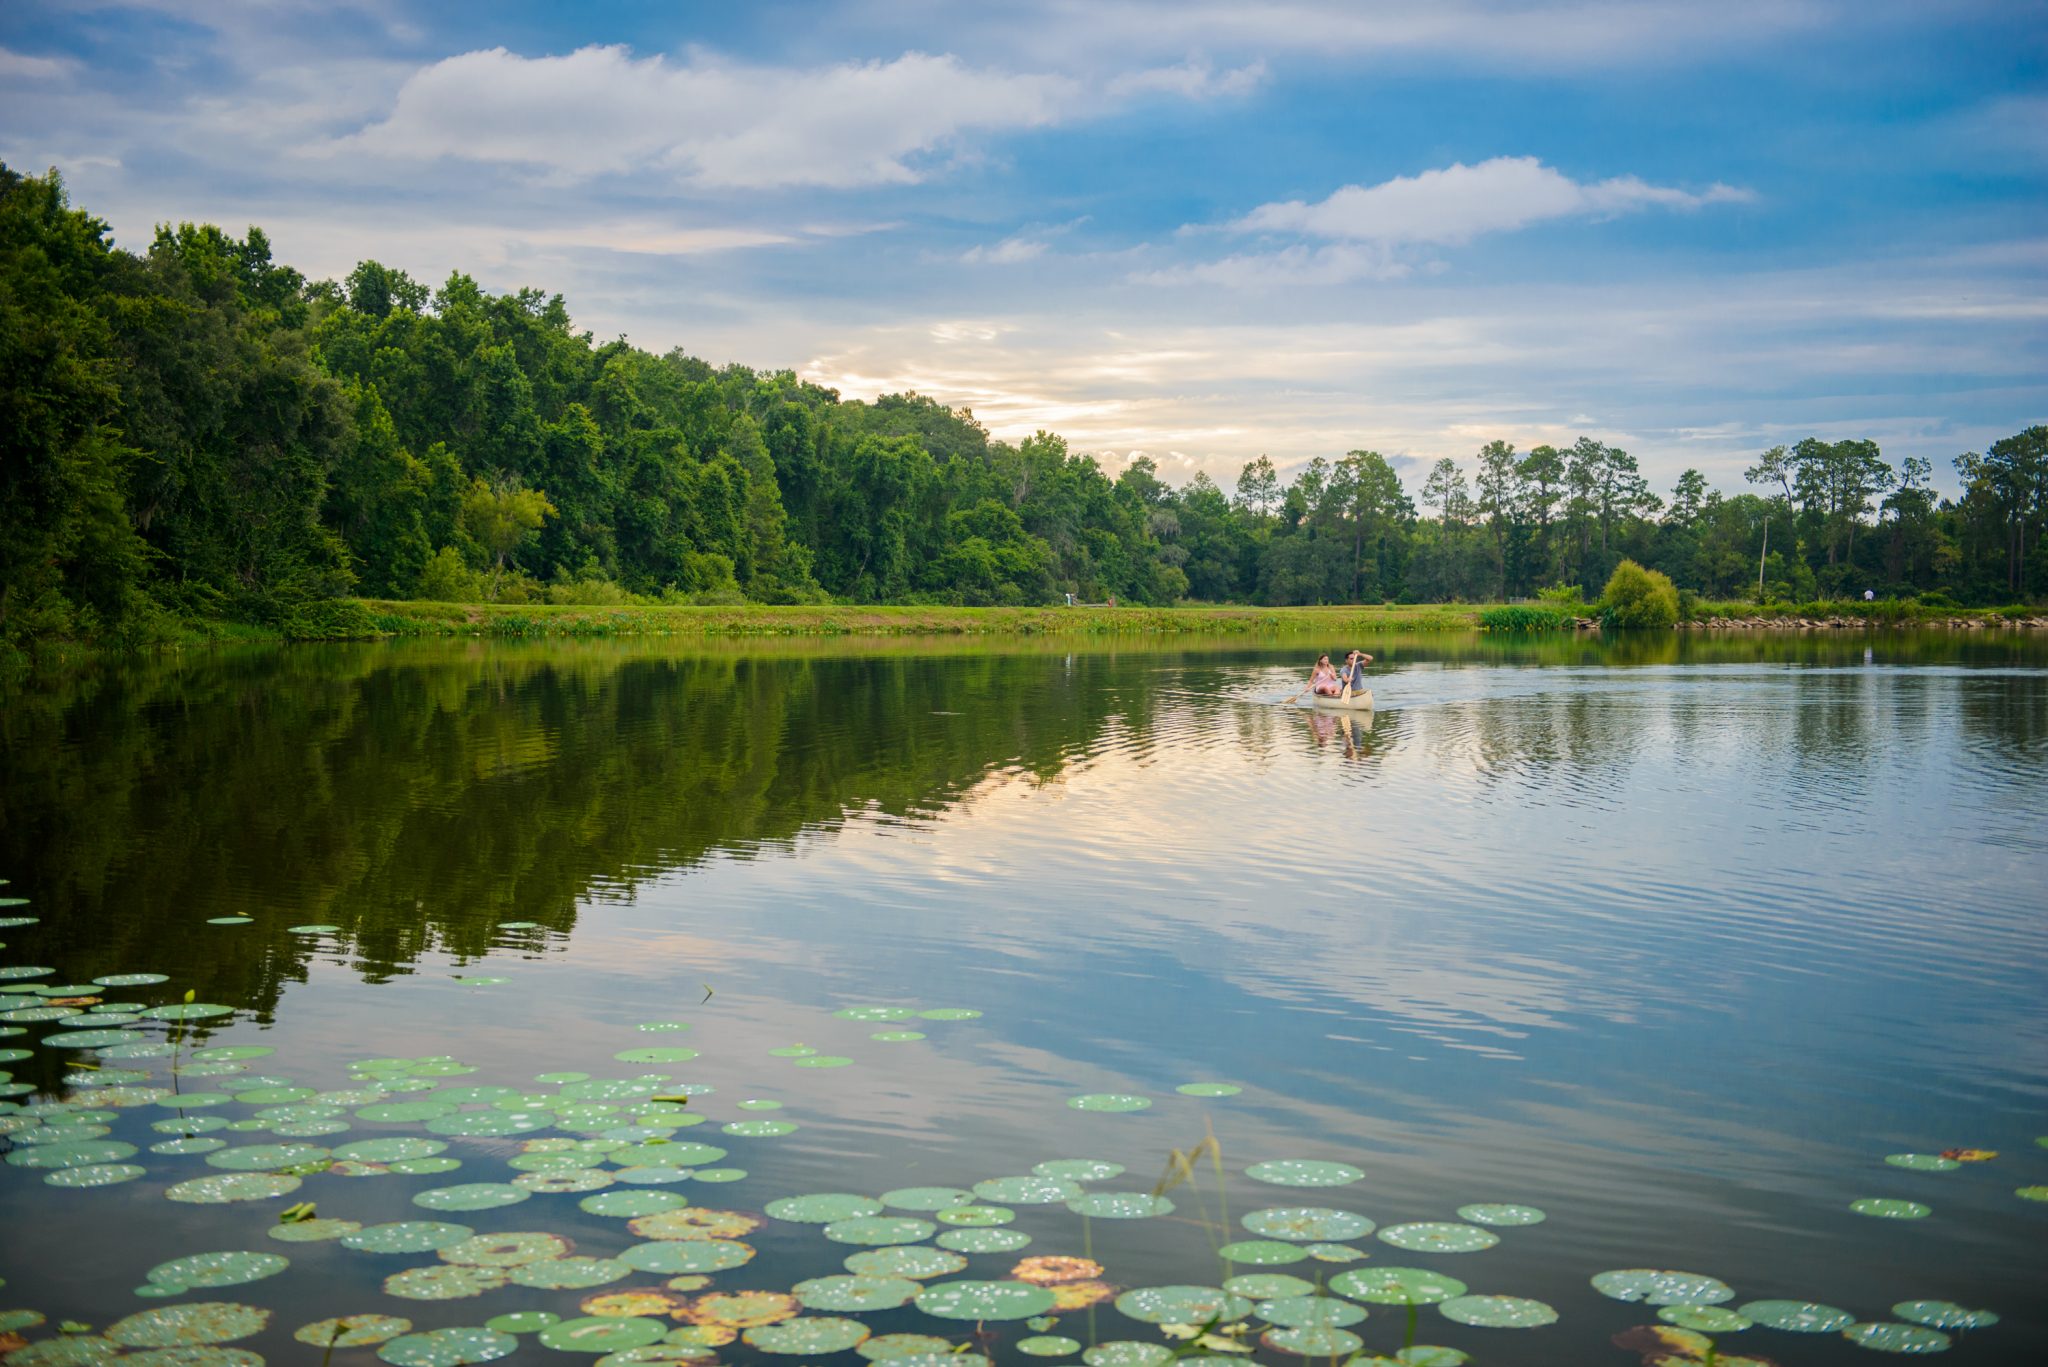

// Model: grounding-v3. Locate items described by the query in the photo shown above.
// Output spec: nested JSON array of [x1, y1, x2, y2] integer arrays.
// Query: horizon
[[3, 0, 2043, 497]]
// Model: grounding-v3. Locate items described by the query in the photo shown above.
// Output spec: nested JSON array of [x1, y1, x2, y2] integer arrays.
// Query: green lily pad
[[919, 1009, 982, 1020], [610, 1167, 688, 1186], [146, 1251, 288, 1289], [1438, 1295, 1556, 1327], [1377, 1223, 1498, 1253], [1884, 1154, 1960, 1172], [824, 1216, 938, 1245], [795, 1275, 923, 1311], [1082, 1343, 1171, 1367], [1263, 1326, 1363, 1356], [46, 1162, 145, 1187], [1255, 1295, 1367, 1328], [295, 1314, 413, 1347], [414, 1183, 529, 1212], [1738, 1300, 1855, 1332], [425, 1111, 548, 1137], [1224, 1274, 1316, 1299], [517, 1169, 614, 1194], [357, 1101, 456, 1123], [1659, 1306, 1752, 1331], [2017, 1186, 2048, 1201], [724, 1119, 798, 1137], [618, 1240, 754, 1273], [936, 1228, 1031, 1253], [1067, 1094, 1150, 1113], [1114, 1286, 1251, 1324], [1455, 1203, 1544, 1227], [616, 1141, 726, 1166], [582, 1190, 687, 1217], [845, 1247, 969, 1279], [1242, 1207, 1373, 1241], [107, 1303, 271, 1346], [377, 1326, 519, 1363], [745, 1317, 873, 1353], [1892, 1302, 1997, 1331], [167, 1172, 301, 1203], [143, 1003, 233, 1021], [973, 1177, 1083, 1205], [1329, 1268, 1467, 1305], [391, 1156, 462, 1175], [441, 1232, 571, 1267], [1218, 1240, 1308, 1265], [1018, 1335, 1082, 1356], [770, 1193, 885, 1223], [508, 1258, 630, 1290], [1842, 1322, 1951, 1353], [1065, 1193, 1173, 1219], [539, 1318, 669, 1353], [6, 1139, 137, 1169], [206, 917, 253, 925], [194, 1046, 274, 1062], [768, 1046, 818, 1058], [288, 925, 340, 935], [882, 1186, 976, 1211], [1246, 1160, 1363, 1188], [859, 1334, 956, 1361], [344, 1222, 478, 1254], [1592, 1270, 1735, 1305], [1175, 1083, 1242, 1097], [486, 1311, 561, 1334], [268, 1217, 362, 1244], [336, 1137, 448, 1163], [382, 1266, 509, 1301], [47, 1029, 145, 1049], [836, 1007, 917, 1021], [793, 1055, 854, 1069], [872, 1031, 926, 1042], [206, 1142, 329, 1172], [917, 1280, 1057, 1320], [0, 966, 52, 980], [614, 1048, 700, 1064], [1033, 1159, 1124, 1182], [116, 1348, 263, 1366], [1850, 1198, 1930, 1219], [937, 1205, 1014, 1227]]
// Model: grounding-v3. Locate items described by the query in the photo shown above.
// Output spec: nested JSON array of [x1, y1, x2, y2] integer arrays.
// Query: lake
[[1, 631, 2043, 1366]]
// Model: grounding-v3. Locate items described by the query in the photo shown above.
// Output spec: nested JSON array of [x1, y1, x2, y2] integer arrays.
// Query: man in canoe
[[1339, 649, 1374, 694]]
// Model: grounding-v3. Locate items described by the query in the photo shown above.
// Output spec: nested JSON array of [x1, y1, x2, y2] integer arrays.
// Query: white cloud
[[1233, 157, 1754, 245], [963, 236, 1049, 264], [0, 46, 77, 80], [328, 45, 1254, 190]]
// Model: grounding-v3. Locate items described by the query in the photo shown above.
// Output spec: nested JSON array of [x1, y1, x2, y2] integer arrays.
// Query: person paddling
[[1338, 649, 1374, 696]]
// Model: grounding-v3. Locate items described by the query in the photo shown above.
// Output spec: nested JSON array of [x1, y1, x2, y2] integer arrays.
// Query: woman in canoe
[[1307, 654, 1344, 696]]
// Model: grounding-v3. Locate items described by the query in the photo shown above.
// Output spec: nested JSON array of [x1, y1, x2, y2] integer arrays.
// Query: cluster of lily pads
[[0, 899, 2036, 1365]]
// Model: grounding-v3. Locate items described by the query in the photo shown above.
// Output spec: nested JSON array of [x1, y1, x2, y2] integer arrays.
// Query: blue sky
[[3, 1, 2043, 496]]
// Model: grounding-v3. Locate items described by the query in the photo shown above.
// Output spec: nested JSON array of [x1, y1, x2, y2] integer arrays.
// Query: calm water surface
[[1, 632, 2044, 1364]]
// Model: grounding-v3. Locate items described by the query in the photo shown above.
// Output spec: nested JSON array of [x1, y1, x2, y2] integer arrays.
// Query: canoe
[[1309, 689, 1374, 711]]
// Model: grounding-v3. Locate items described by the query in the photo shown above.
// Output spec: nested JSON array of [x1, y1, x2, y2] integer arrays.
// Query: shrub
[[415, 546, 484, 602], [1599, 560, 1680, 630], [1916, 589, 1962, 609], [1536, 583, 1588, 614], [1676, 588, 1700, 621], [1478, 604, 1573, 632]]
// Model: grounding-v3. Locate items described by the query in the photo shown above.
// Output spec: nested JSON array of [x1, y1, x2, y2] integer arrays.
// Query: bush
[[1599, 559, 1680, 630], [1916, 589, 1962, 609], [415, 546, 484, 602], [1676, 588, 1700, 622], [1478, 604, 1573, 632], [1536, 583, 1588, 614]]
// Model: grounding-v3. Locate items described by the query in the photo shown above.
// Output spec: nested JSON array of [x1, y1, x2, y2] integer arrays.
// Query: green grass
[[1687, 599, 2041, 624], [355, 599, 1488, 639]]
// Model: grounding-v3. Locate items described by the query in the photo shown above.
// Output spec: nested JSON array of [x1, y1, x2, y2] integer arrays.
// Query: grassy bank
[[357, 599, 1485, 638]]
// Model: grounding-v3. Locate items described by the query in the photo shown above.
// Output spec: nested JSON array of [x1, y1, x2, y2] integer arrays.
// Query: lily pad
[[1262, 1327, 1364, 1356], [1034, 1159, 1124, 1182], [937, 1205, 1014, 1227], [1082, 1343, 1171, 1367], [1660, 1305, 1752, 1331], [770, 1193, 885, 1223], [425, 1111, 548, 1137], [1067, 1094, 1150, 1113], [917, 1280, 1057, 1321], [1455, 1203, 1544, 1226], [269, 1217, 362, 1243], [539, 1318, 669, 1353], [1243, 1207, 1373, 1241], [1245, 1160, 1363, 1188], [413, 1183, 530, 1212], [1225, 1274, 1316, 1299], [1592, 1270, 1735, 1306], [937, 1228, 1031, 1253], [486, 1311, 561, 1334], [509, 1258, 631, 1290], [882, 1186, 976, 1211], [382, 1266, 510, 1301], [723, 1119, 797, 1137], [441, 1232, 571, 1267], [167, 1173, 301, 1203], [1256, 1295, 1368, 1328], [517, 1169, 615, 1194], [146, 1251, 288, 1289], [583, 1190, 687, 1218], [974, 1176, 1084, 1205], [344, 1223, 477, 1254], [206, 1142, 329, 1172], [336, 1137, 447, 1163], [1019, 1336, 1082, 1356], [744, 1317, 873, 1353], [1377, 1223, 1498, 1253], [107, 1303, 272, 1346], [859, 1334, 956, 1360], [795, 1275, 923, 1312], [626, 1208, 760, 1241], [1892, 1302, 1997, 1331], [793, 1055, 854, 1069], [1850, 1198, 1930, 1219], [143, 1003, 233, 1021], [1176, 1083, 1243, 1097], [45, 1162, 145, 1187], [1842, 1322, 1952, 1353], [681, 1291, 800, 1328], [919, 1009, 982, 1020], [7, 1139, 137, 1169], [1738, 1300, 1855, 1332], [377, 1326, 520, 1363], [295, 1315, 413, 1347], [1065, 1192, 1174, 1219], [288, 925, 340, 934], [1885, 1154, 1960, 1172], [618, 1240, 755, 1273], [1113, 1286, 1251, 1325], [872, 1031, 926, 1042], [836, 1007, 917, 1021], [1218, 1239, 1308, 1265], [824, 1216, 938, 1245], [844, 1247, 969, 1280], [1438, 1295, 1556, 1328], [614, 1048, 700, 1064], [1329, 1268, 1467, 1305]]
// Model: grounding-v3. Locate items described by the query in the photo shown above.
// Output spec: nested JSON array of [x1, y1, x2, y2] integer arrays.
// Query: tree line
[[4, 166, 2043, 655]]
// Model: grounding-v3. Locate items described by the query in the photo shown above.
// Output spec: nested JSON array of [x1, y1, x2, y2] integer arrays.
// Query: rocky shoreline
[[1562, 616, 2048, 631]]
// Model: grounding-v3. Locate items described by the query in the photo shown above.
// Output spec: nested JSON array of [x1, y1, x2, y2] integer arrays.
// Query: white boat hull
[[1309, 689, 1374, 711]]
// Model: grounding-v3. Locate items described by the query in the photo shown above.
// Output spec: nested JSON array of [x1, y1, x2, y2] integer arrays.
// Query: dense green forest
[[4, 166, 2043, 657]]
